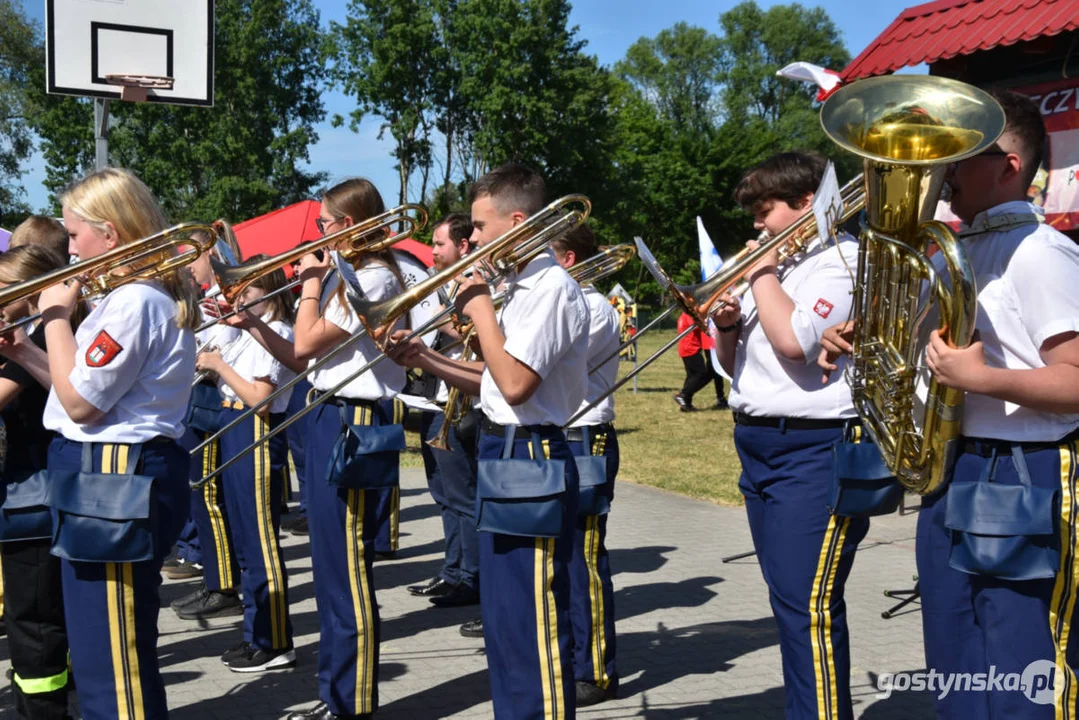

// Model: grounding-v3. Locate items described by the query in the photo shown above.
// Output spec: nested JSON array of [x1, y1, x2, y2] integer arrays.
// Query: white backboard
[[46, 0, 214, 107]]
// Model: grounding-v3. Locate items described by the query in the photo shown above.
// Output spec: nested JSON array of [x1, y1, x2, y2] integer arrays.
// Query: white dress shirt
[[918, 201, 1079, 441], [307, 262, 406, 400], [568, 285, 620, 427], [44, 281, 196, 442], [480, 250, 591, 426], [728, 233, 859, 419], [218, 317, 296, 414]]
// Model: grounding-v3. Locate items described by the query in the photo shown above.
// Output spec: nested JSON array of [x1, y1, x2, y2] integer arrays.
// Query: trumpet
[[563, 180, 866, 427], [191, 195, 591, 487], [0, 222, 222, 332], [427, 242, 637, 452]]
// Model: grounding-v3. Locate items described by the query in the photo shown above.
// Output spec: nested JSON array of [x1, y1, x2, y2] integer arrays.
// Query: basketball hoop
[[104, 74, 175, 103]]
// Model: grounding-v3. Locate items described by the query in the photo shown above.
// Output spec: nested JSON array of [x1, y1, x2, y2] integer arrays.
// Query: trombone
[[563, 177, 866, 427], [0, 221, 223, 332], [427, 242, 637, 452], [191, 195, 591, 487], [209, 204, 427, 307]]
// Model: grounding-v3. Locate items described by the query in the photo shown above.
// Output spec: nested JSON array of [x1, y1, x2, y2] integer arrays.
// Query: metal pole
[[94, 98, 110, 170]]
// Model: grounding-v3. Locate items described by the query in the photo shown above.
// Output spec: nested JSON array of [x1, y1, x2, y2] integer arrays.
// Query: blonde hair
[[61, 168, 200, 330], [8, 216, 70, 261], [190, 218, 243, 265]]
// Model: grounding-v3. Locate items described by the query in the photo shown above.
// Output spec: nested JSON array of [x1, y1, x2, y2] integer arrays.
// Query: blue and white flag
[[697, 217, 731, 380]]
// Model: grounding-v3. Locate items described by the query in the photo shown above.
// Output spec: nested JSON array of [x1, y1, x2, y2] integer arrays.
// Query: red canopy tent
[[231, 200, 434, 267]]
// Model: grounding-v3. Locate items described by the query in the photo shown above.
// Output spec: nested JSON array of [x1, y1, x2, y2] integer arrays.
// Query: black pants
[[2, 538, 70, 719], [680, 351, 725, 406]]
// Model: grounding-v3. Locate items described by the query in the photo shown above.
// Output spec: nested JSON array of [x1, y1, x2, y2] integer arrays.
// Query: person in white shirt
[[194, 258, 297, 673], [390, 164, 590, 719], [711, 152, 867, 720], [170, 221, 244, 616], [34, 167, 199, 719], [407, 213, 484, 611], [820, 91, 1079, 720], [281, 178, 408, 720], [551, 222, 622, 708]]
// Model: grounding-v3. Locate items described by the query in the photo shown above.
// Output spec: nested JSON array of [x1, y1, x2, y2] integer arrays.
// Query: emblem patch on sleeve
[[813, 298, 834, 319], [86, 331, 123, 367]]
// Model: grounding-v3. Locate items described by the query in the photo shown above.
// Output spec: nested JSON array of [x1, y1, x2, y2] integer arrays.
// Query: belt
[[565, 423, 614, 443], [308, 390, 379, 409], [480, 417, 559, 440], [732, 412, 849, 431], [960, 434, 1076, 458]]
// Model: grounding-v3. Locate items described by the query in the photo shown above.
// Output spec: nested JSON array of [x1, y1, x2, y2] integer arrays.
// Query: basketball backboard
[[46, 0, 214, 107]]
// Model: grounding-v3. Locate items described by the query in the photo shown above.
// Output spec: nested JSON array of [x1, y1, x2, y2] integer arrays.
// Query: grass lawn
[[402, 328, 744, 507]]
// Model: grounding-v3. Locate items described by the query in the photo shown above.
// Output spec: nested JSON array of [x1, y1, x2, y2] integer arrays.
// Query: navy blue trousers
[[306, 400, 400, 716], [189, 428, 238, 591], [427, 411, 480, 591], [371, 398, 404, 555], [174, 429, 202, 564], [477, 426, 579, 720], [48, 437, 190, 720], [918, 438, 1079, 719], [284, 377, 312, 515], [735, 424, 868, 720], [567, 426, 618, 692], [220, 408, 293, 651]]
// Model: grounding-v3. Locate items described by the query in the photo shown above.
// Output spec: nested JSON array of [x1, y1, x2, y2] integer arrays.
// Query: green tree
[[617, 22, 723, 140], [329, 0, 446, 206], [0, 0, 43, 224], [31, 0, 327, 223]]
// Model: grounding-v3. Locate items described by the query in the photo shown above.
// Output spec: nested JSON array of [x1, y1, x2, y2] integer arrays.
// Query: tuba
[[820, 75, 1005, 495]]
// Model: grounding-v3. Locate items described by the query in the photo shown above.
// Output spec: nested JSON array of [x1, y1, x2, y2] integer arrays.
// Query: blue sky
[[17, 0, 913, 216]]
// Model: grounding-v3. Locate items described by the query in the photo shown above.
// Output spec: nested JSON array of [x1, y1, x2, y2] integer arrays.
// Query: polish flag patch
[[814, 298, 834, 319], [86, 331, 123, 367]]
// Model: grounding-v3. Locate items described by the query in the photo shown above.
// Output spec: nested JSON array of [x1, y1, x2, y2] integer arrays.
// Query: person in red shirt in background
[[674, 311, 728, 412]]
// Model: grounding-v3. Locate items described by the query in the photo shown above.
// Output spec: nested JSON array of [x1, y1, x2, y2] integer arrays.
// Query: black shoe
[[714, 400, 730, 410], [407, 577, 453, 597], [673, 393, 687, 409], [226, 644, 296, 673], [220, 641, 251, 665], [679, 403, 698, 413], [283, 515, 309, 536], [170, 582, 209, 611], [459, 618, 483, 638], [374, 550, 396, 561], [162, 552, 181, 570], [285, 701, 371, 719], [576, 680, 616, 707], [430, 585, 479, 608], [176, 590, 243, 620]]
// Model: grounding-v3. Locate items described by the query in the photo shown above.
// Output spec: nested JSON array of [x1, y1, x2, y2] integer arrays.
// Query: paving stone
[[0, 470, 935, 718]]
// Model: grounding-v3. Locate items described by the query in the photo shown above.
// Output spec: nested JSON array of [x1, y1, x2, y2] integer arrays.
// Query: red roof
[[232, 199, 433, 269], [841, 0, 1079, 81]]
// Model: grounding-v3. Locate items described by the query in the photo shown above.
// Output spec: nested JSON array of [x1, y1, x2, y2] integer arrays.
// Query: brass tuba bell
[[820, 75, 1006, 495]]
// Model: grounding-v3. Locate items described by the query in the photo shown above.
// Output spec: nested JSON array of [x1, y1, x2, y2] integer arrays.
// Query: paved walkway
[[0, 470, 935, 719]]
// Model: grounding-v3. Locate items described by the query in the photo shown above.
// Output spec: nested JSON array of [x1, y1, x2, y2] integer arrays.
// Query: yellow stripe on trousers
[[809, 514, 849, 720], [1051, 440, 1079, 720], [346, 484, 376, 715], [103, 443, 144, 719], [584, 515, 610, 689], [586, 432, 610, 689], [534, 537, 563, 719], [202, 439, 233, 589], [254, 415, 288, 649]]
